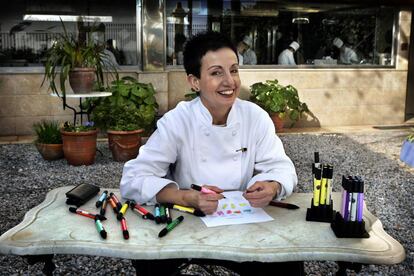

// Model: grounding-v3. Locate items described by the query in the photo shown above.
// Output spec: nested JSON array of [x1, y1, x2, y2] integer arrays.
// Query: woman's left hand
[[243, 181, 281, 208]]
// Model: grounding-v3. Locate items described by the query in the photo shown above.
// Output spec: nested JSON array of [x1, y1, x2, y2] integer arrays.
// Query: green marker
[[158, 216, 184, 238]]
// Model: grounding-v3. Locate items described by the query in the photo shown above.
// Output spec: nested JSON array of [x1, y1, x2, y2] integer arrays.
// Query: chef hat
[[333, 37, 344, 48], [242, 36, 253, 47], [289, 41, 300, 51]]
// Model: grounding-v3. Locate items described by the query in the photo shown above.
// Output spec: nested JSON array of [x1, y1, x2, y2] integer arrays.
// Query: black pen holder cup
[[306, 199, 335, 223], [330, 212, 370, 238]]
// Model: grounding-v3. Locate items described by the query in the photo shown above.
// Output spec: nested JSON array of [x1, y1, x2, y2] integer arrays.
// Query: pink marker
[[191, 184, 226, 198]]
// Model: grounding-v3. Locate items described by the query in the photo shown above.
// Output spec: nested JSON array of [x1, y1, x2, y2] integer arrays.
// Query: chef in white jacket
[[333, 37, 359, 64], [278, 41, 300, 65], [120, 31, 297, 215]]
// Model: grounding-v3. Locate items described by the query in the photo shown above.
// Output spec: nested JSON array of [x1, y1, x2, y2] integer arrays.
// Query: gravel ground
[[0, 129, 413, 275]]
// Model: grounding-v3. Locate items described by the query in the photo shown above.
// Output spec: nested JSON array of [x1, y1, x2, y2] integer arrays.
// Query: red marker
[[120, 217, 129, 239], [130, 201, 155, 220], [191, 184, 225, 198], [69, 207, 106, 220]]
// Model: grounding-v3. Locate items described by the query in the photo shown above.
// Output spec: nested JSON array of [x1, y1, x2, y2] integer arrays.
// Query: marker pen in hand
[[190, 184, 225, 198]]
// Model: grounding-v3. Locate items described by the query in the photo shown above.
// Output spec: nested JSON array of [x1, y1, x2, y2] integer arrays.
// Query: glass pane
[[0, 0, 137, 67], [165, 1, 396, 67]]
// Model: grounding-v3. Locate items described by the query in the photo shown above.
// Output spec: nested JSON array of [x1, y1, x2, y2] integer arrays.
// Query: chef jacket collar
[[196, 97, 240, 127]]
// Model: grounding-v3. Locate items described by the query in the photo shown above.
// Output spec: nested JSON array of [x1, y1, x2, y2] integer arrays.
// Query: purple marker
[[341, 176, 351, 221], [356, 177, 365, 222]]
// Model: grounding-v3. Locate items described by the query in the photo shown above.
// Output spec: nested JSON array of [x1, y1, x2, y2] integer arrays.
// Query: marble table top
[[0, 187, 405, 264]]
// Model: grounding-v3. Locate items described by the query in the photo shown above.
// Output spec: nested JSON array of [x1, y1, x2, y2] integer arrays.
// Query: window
[[165, 1, 396, 67], [0, 0, 137, 67]]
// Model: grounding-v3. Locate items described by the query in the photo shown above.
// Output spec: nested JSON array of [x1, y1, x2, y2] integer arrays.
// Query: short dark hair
[[183, 31, 238, 78]]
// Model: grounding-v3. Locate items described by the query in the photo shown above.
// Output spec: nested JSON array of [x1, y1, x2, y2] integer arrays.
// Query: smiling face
[[187, 47, 241, 123]]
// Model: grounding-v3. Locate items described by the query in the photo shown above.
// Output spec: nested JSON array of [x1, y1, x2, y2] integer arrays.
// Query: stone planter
[[107, 129, 144, 162], [35, 143, 64, 161], [400, 140, 414, 167], [61, 129, 98, 166], [69, 67, 96, 94]]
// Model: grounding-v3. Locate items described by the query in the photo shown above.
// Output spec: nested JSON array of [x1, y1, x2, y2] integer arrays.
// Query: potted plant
[[61, 121, 98, 166], [42, 20, 117, 99], [91, 76, 158, 161], [33, 120, 64, 161], [400, 130, 414, 167], [250, 79, 309, 132]]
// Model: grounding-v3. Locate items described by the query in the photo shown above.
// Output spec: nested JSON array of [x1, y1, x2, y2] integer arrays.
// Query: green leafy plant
[[91, 76, 158, 131], [250, 79, 309, 123], [33, 120, 62, 144], [407, 129, 414, 143], [42, 20, 117, 97], [62, 121, 96, 132]]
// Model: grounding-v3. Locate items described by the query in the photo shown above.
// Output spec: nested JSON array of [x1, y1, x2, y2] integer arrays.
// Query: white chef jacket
[[339, 47, 358, 64], [243, 49, 257, 65], [120, 97, 297, 204], [278, 49, 296, 65]]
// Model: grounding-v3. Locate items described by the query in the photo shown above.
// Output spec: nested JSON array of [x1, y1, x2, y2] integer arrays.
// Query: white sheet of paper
[[200, 191, 274, 227]]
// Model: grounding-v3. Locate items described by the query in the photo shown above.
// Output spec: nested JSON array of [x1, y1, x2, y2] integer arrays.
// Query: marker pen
[[165, 206, 172, 224], [109, 193, 122, 211], [341, 176, 352, 221], [95, 217, 107, 239], [154, 204, 161, 224], [356, 176, 365, 222], [325, 165, 333, 205], [120, 217, 129, 239], [320, 164, 328, 205], [117, 200, 130, 220], [313, 152, 320, 176], [69, 207, 106, 221], [107, 196, 119, 214], [95, 190, 108, 208], [190, 184, 225, 198], [166, 203, 206, 217], [159, 204, 167, 223], [312, 167, 322, 206], [269, 201, 299, 209], [349, 177, 358, 221], [130, 201, 155, 220], [158, 216, 184, 238], [100, 197, 107, 216]]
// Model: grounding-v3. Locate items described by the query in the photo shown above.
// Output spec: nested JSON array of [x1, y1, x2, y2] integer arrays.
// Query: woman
[[120, 31, 297, 215]]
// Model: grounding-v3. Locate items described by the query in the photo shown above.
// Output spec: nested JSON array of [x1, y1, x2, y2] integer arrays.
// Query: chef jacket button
[[232, 131, 237, 136], [202, 157, 207, 162], [205, 132, 210, 136], [233, 156, 238, 161]]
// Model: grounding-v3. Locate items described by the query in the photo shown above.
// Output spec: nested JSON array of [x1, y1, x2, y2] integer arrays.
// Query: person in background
[[333, 37, 359, 64], [278, 41, 300, 65], [120, 30, 299, 275], [240, 35, 257, 65]]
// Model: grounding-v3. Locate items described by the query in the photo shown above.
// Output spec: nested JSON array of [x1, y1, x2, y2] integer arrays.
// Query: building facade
[[0, 0, 413, 135]]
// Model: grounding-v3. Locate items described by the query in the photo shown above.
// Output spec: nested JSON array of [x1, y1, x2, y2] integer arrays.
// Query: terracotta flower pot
[[69, 67, 96, 94], [107, 129, 144, 162], [35, 143, 64, 161], [61, 129, 98, 166], [270, 113, 284, 133]]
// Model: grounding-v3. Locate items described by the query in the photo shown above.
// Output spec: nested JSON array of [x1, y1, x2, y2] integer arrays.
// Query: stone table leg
[[25, 254, 55, 276], [336, 261, 363, 276]]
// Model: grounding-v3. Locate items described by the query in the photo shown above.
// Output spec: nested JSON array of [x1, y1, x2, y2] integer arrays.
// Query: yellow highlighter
[[313, 167, 322, 206], [320, 164, 328, 205]]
